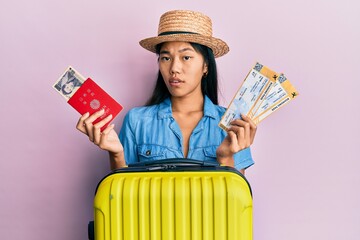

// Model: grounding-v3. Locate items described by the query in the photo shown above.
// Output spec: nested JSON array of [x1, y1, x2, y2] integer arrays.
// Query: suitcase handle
[[127, 158, 219, 168], [98, 159, 252, 197]]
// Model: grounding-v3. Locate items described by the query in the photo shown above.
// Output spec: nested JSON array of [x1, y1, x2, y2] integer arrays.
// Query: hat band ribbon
[[159, 31, 198, 36]]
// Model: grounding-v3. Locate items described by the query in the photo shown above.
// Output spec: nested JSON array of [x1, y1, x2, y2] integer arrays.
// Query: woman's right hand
[[76, 109, 124, 155]]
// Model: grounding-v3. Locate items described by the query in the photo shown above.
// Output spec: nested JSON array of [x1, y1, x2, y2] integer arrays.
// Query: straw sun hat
[[139, 10, 229, 58]]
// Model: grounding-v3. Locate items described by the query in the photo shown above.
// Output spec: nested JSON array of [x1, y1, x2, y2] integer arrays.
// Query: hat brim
[[139, 34, 229, 58]]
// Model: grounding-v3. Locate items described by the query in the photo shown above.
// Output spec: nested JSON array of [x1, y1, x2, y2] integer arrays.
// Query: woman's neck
[[171, 94, 204, 113]]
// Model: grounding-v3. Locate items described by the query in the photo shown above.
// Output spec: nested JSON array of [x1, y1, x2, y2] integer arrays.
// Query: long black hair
[[145, 42, 219, 106]]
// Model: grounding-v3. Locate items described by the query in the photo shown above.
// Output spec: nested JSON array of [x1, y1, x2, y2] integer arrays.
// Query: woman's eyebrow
[[160, 50, 170, 55], [160, 48, 195, 55], [178, 48, 194, 53]]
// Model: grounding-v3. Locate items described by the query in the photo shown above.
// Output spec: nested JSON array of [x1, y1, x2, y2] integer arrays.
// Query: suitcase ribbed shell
[[94, 171, 252, 240]]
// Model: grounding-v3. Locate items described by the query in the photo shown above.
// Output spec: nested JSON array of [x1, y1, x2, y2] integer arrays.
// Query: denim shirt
[[119, 96, 254, 170]]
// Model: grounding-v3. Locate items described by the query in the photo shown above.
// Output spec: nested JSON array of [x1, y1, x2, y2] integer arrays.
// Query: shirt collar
[[157, 95, 217, 119], [157, 98, 172, 119]]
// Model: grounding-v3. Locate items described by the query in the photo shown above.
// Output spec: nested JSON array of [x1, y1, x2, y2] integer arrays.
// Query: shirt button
[[146, 150, 151, 156]]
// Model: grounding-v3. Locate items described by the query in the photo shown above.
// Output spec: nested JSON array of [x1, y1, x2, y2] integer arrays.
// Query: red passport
[[67, 78, 123, 131]]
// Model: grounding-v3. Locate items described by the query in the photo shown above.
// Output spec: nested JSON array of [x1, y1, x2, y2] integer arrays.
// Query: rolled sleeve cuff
[[233, 147, 255, 170]]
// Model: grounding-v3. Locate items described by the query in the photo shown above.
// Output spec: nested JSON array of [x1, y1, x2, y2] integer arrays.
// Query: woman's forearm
[[109, 151, 126, 170]]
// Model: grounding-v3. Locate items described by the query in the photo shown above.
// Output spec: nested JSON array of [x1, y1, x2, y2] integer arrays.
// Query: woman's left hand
[[216, 114, 257, 164]]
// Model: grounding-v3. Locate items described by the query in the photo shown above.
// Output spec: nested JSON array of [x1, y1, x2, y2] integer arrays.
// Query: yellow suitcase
[[90, 159, 252, 240]]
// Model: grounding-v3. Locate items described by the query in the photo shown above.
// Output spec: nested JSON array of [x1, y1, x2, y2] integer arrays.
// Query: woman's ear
[[203, 64, 208, 78], [203, 64, 208, 74]]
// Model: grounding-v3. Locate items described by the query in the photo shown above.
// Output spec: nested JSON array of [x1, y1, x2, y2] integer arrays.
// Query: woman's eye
[[161, 57, 170, 61], [183, 56, 191, 61]]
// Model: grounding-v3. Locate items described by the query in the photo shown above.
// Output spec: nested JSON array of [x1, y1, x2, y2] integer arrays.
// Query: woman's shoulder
[[210, 104, 226, 118], [204, 96, 227, 118], [215, 104, 226, 113]]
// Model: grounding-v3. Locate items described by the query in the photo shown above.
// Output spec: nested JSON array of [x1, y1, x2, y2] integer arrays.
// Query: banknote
[[53, 66, 86, 100], [252, 73, 299, 124], [219, 62, 274, 130]]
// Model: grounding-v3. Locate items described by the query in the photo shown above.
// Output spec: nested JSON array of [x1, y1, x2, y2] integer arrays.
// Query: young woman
[[76, 10, 257, 174]]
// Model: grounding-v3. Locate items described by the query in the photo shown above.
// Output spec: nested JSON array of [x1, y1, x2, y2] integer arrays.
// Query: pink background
[[1, 0, 359, 239]]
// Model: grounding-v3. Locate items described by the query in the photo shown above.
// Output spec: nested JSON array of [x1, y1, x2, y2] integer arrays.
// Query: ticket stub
[[219, 62, 273, 130], [252, 73, 299, 124]]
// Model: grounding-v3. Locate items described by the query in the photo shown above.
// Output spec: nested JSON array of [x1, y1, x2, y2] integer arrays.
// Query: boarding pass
[[219, 62, 299, 130]]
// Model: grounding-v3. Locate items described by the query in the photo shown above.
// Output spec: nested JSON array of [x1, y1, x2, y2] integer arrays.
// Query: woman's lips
[[169, 77, 183, 87]]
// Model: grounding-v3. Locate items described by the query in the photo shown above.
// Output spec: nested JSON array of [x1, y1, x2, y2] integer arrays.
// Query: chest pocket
[[138, 144, 167, 162], [203, 146, 218, 161]]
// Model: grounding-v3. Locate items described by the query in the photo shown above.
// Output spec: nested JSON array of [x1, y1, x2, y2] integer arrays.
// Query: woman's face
[[159, 41, 208, 99]]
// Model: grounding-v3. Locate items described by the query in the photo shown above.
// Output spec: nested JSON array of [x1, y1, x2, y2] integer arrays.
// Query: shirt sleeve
[[233, 147, 254, 170], [119, 110, 138, 165]]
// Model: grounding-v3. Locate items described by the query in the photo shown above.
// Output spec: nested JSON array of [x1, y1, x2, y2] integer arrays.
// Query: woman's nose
[[170, 58, 181, 74]]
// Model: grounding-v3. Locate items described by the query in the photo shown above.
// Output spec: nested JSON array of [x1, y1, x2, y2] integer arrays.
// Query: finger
[[102, 123, 115, 135], [242, 118, 251, 147], [93, 115, 113, 144], [230, 117, 250, 127], [234, 116, 252, 147], [237, 126, 246, 147], [100, 124, 115, 142], [228, 125, 246, 149], [92, 125, 101, 145], [84, 109, 105, 141], [76, 112, 90, 134], [241, 114, 257, 128], [227, 130, 238, 150], [250, 125, 257, 144], [99, 124, 115, 150], [241, 114, 257, 144], [83, 109, 105, 126], [94, 114, 113, 130]]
